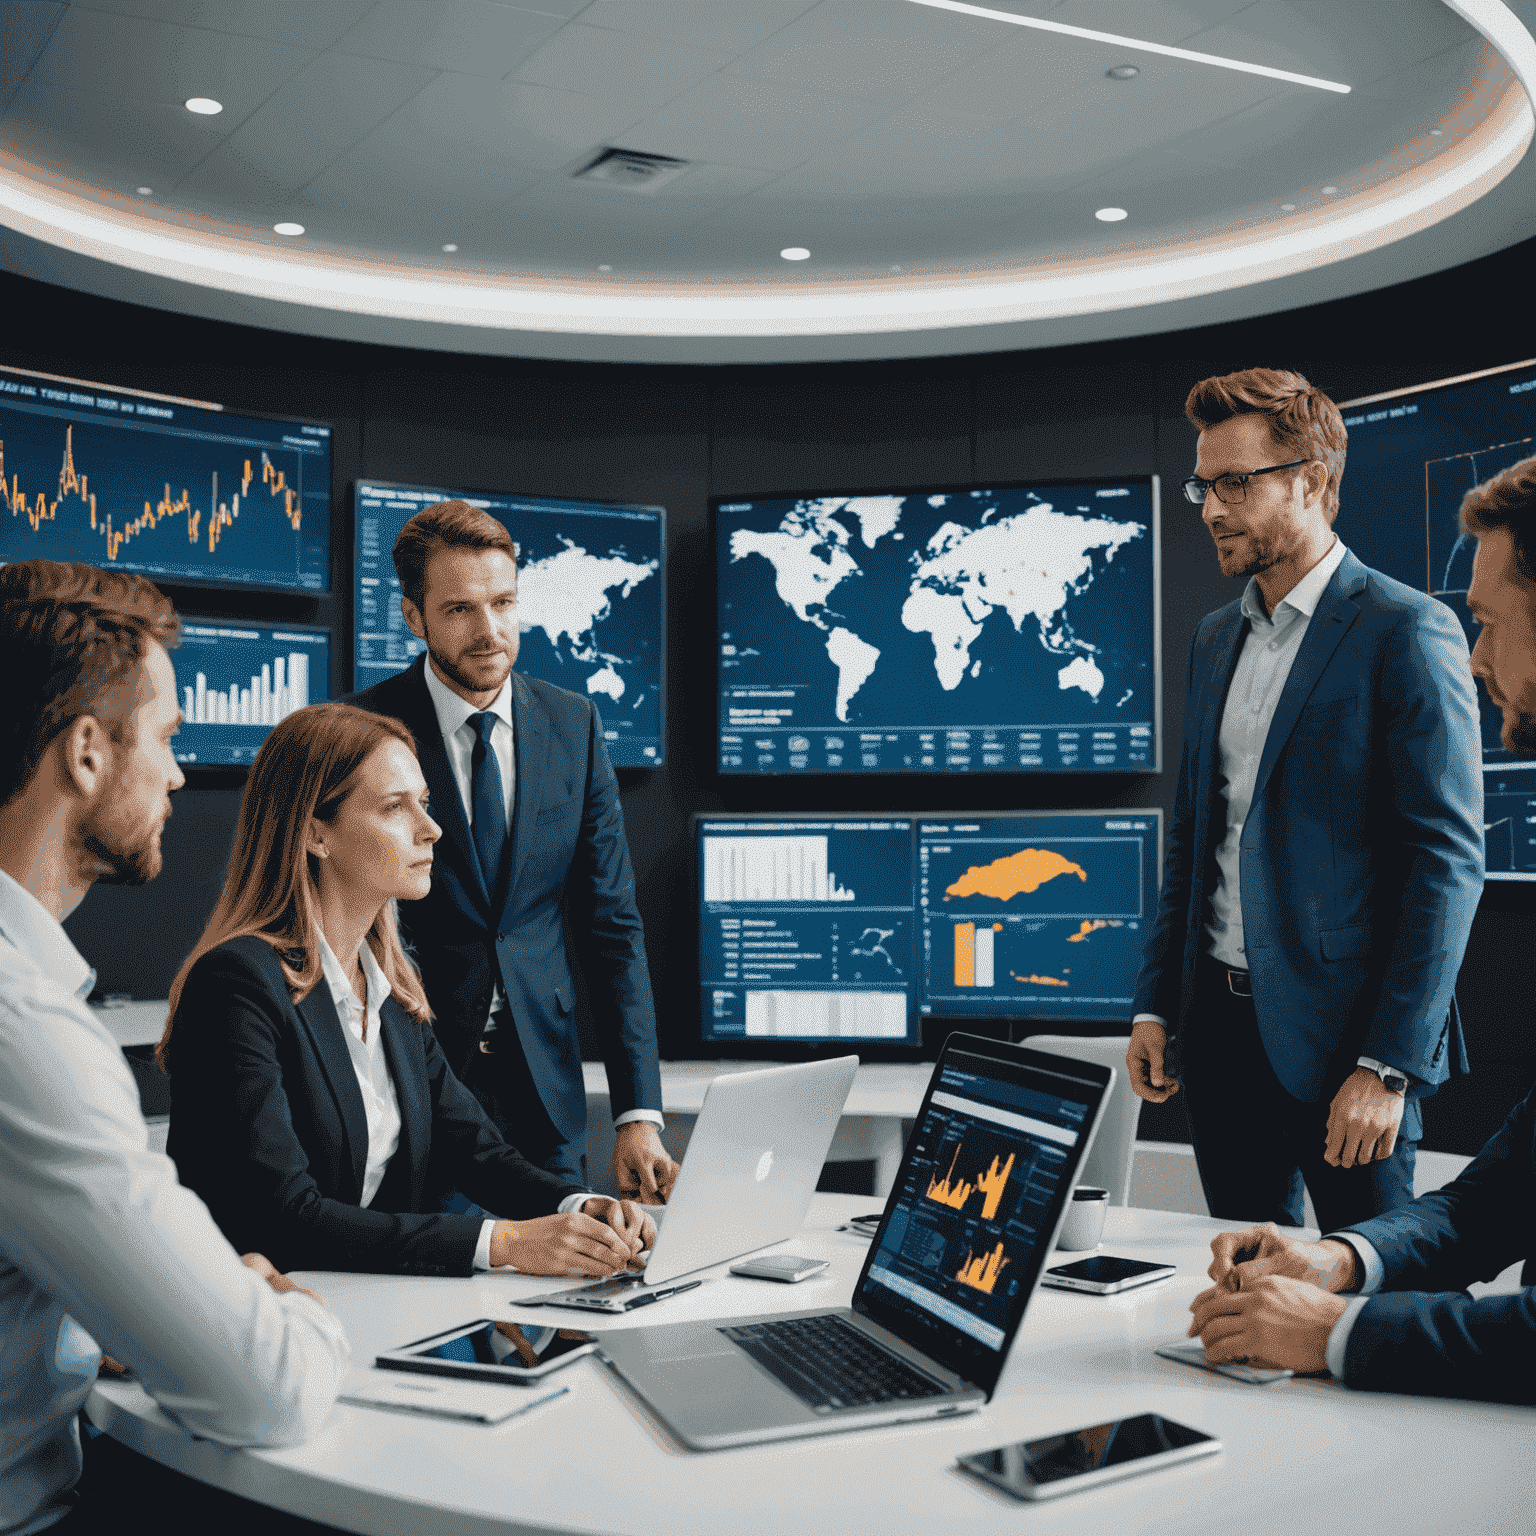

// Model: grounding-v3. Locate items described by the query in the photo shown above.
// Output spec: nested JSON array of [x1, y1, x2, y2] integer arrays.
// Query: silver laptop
[[598, 1036, 1112, 1450]]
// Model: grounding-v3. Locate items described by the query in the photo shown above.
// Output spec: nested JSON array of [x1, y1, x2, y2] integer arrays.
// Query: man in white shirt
[[1127, 369, 1483, 1232], [0, 561, 350, 1535]]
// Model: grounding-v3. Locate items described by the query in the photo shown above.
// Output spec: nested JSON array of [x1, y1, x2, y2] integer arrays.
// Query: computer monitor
[[713, 477, 1159, 775], [172, 622, 331, 767], [353, 480, 665, 768], [917, 811, 1162, 1024], [696, 815, 920, 1048], [1340, 358, 1536, 879], [0, 362, 331, 592]]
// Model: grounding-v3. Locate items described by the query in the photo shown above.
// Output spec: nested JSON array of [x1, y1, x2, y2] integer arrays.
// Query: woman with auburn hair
[[160, 702, 653, 1277]]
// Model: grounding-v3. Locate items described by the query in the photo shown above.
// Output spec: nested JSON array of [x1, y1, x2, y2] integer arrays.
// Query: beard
[[423, 630, 516, 696], [1502, 708, 1536, 758], [80, 816, 163, 885]]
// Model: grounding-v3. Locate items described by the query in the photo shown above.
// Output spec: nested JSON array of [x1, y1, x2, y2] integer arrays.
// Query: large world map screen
[[714, 479, 1159, 776], [354, 480, 665, 768]]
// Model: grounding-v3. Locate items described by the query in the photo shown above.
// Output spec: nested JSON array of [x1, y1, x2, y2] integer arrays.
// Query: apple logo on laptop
[[755, 1149, 774, 1183]]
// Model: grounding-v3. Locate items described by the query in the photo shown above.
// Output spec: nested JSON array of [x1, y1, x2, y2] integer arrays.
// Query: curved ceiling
[[0, 0, 1534, 363]]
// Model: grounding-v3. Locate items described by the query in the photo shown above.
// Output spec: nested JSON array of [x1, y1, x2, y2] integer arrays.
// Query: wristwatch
[[1373, 1064, 1409, 1094]]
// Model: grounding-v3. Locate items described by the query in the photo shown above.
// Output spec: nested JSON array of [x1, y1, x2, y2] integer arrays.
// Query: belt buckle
[[1226, 968, 1252, 997]]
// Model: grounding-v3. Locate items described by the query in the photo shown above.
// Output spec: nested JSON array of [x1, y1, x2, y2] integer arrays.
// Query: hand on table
[[1126, 1020, 1180, 1104], [241, 1251, 328, 1308], [582, 1196, 656, 1260], [1207, 1223, 1361, 1294], [488, 1211, 642, 1275], [613, 1121, 679, 1203], [1324, 1067, 1405, 1167], [1187, 1273, 1348, 1374]]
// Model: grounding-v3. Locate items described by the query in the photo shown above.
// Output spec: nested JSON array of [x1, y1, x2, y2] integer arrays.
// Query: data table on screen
[[918, 813, 1161, 1021], [1341, 358, 1536, 879], [1, 365, 330, 591], [697, 817, 919, 1045], [715, 479, 1158, 776], [353, 480, 665, 768], [172, 624, 330, 766]]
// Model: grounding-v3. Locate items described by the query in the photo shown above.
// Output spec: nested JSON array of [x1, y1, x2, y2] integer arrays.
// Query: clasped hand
[[489, 1198, 656, 1275], [1325, 1066, 1404, 1167]]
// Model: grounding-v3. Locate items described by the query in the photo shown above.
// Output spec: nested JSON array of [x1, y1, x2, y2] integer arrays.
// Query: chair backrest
[[1023, 1035, 1136, 1206]]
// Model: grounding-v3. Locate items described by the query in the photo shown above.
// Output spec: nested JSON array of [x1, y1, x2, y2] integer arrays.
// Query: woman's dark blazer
[[166, 934, 586, 1276]]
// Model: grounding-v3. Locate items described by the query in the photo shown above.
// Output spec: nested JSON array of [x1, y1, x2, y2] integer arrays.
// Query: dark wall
[[11, 236, 1533, 1157]]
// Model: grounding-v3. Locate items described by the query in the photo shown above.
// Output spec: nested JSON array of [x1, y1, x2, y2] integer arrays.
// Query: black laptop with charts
[[597, 1036, 1112, 1450]]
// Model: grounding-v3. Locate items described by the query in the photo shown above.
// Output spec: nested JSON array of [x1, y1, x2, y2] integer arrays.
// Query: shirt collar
[[0, 867, 96, 1001], [422, 656, 513, 743], [316, 928, 392, 1013], [1241, 538, 1348, 625]]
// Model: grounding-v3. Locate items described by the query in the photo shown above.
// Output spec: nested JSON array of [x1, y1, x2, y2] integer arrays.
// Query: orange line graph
[[1, 426, 300, 563], [956, 1242, 1010, 1294], [925, 1143, 1015, 1220], [925, 1144, 974, 1210], [974, 1152, 1015, 1222]]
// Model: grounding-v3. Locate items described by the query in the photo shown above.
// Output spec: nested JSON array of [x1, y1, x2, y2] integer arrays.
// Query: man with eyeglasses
[[1128, 367, 1482, 1232]]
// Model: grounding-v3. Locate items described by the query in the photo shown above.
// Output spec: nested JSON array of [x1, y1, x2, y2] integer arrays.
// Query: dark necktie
[[469, 711, 507, 895]]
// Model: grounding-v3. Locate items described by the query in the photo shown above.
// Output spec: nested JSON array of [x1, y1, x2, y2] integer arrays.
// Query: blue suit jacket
[[342, 659, 662, 1144], [1133, 552, 1483, 1131], [1339, 1085, 1536, 1404], [167, 937, 584, 1275]]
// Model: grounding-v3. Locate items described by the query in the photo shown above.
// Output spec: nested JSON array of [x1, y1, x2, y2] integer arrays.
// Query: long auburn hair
[[158, 703, 432, 1071]]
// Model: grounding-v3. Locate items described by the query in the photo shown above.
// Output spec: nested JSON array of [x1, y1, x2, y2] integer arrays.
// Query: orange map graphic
[[943, 847, 1087, 901], [1067, 918, 1124, 943], [1011, 973, 1069, 988]]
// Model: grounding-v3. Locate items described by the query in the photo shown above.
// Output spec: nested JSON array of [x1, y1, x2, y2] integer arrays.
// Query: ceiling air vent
[[573, 147, 691, 194]]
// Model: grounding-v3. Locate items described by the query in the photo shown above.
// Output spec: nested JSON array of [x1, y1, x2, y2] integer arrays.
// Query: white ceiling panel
[[66, 0, 377, 50], [615, 71, 905, 169], [509, 24, 735, 109], [1040, 0, 1263, 43], [575, 0, 821, 54], [892, 32, 1121, 124], [0, 2, 66, 115], [332, 0, 567, 78]]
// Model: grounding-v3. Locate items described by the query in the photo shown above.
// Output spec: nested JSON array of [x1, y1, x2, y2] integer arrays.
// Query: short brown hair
[[392, 499, 515, 610], [1460, 455, 1536, 585], [0, 560, 181, 810], [1186, 368, 1348, 520]]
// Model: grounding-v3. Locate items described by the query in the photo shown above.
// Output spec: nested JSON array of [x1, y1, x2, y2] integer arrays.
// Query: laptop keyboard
[[720, 1314, 947, 1414]]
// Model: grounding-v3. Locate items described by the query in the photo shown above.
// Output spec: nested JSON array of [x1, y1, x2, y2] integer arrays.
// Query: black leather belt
[[1224, 966, 1252, 997]]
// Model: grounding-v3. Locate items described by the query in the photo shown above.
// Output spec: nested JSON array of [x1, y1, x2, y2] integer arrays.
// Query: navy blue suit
[[341, 658, 662, 1171], [166, 937, 584, 1275], [1134, 552, 1483, 1222], [1339, 1085, 1536, 1405]]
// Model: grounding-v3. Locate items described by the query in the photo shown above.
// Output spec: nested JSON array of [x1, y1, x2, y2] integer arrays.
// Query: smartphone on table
[[375, 1319, 598, 1384], [1041, 1255, 1177, 1294], [957, 1413, 1220, 1501]]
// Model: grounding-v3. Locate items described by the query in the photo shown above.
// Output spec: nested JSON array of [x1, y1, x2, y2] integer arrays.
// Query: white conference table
[[88, 1196, 1529, 1536]]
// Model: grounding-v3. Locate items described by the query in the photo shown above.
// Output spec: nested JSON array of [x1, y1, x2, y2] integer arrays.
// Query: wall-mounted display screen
[[714, 478, 1158, 775], [917, 812, 1161, 1023], [1340, 358, 1536, 880], [172, 622, 330, 766], [698, 816, 919, 1046], [354, 480, 665, 768], [696, 809, 1161, 1046], [0, 363, 330, 592]]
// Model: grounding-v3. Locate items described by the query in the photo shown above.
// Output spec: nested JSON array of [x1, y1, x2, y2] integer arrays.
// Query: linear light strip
[[906, 0, 1352, 93]]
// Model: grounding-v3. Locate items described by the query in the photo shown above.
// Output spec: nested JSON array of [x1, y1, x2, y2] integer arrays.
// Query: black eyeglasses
[[1181, 459, 1309, 506]]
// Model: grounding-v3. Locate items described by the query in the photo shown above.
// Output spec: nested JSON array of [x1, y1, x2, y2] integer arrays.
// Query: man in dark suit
[[1129, 369, 1484, 1232], [344, 500, 675, 1197], [1184, 454, 1536, 1405]]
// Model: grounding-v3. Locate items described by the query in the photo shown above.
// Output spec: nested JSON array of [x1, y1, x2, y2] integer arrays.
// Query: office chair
[[1023, 1035, 1137, 1207]]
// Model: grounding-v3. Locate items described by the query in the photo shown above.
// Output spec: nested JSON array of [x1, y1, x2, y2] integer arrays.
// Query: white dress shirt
[[0, 870, 350, 1535], [420, 659, 661, 1134], [1324, 1232, 1387, 1379], [315, 930, 591, 1272]]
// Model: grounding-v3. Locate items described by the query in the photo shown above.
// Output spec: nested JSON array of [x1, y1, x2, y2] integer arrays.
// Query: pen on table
[[523, 1386, 570, 1414], [629, 1280, 702, 1308]]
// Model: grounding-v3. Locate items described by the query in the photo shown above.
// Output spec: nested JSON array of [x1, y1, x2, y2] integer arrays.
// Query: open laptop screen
[[852, 1038, 1109, 1397]]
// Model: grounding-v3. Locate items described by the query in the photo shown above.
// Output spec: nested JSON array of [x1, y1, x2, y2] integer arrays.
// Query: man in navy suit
[[1184, 455, 1536, 1404], [1129, 369, 1484, 1231], [344, 501, 675, 1197]]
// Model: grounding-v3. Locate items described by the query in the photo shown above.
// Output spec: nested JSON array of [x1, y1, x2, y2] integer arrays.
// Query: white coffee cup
[[1057, 1185, 1109, 1251]]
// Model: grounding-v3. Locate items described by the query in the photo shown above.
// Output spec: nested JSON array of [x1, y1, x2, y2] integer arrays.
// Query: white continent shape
[[824, 627, 880, 722], [729, 507, 857, 625], [586, 665, 625, 701], [1057, 654, 1105, 698], [516, 541, 657, 662], [840, 496, 904, 548]]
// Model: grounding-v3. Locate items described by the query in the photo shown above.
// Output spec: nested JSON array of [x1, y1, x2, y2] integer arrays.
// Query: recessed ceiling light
[[184, 97, 223, 115], [598, 264, 613, 272], [272, 222, 304, 237], [1106, 65, 1140, 80], [781, 247, 810, 261], [1095, 207, 1129, 222], [1322, 185, 1339, 195], [907, 0, 1351, 93], [1430, 128, 1445, 136], [1281, 202, 1297, 211], [135, 186, 152, 196], [441, 243, 458, 252], [890, 264, 903, 271]]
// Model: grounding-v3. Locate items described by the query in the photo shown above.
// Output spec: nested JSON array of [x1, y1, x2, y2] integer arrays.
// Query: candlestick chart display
[[172, 623, 331, 766], [1, 365, 330, 591], [918, 812, 1161, 1022]]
